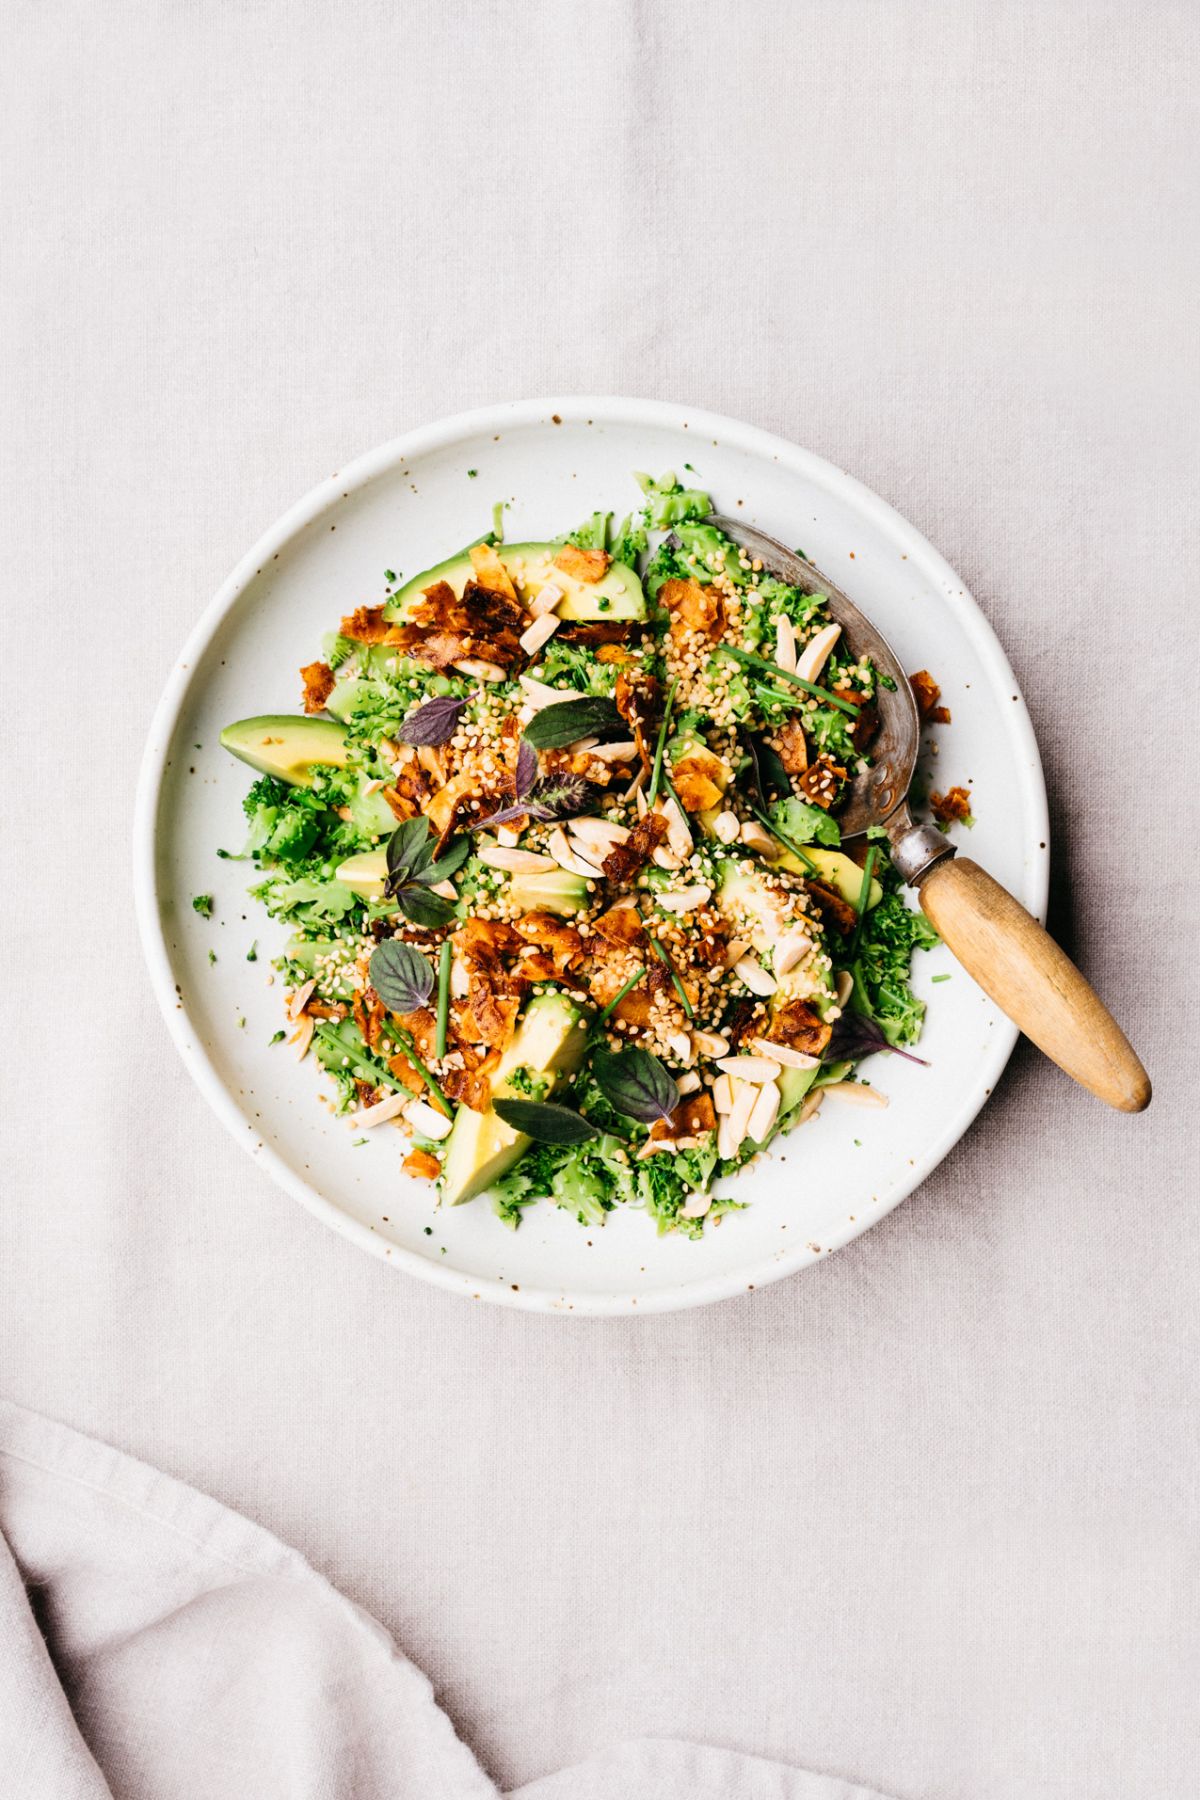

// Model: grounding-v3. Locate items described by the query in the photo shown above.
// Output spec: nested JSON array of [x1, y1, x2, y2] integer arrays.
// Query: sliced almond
[[748, 1036, 819, 1070], [739, 819, 776, 857], [656, 883, 712, 914], [691, 1029, 730, 1058], [429, 879, 457, 900], [798, 1089, 824, 1124], [652, 846, 684, 871], [478, 847, 555, 873], [747, 1080, 781, 1143], [363, 778, 385, 795], [519, 612, 562, 656], [638, 1135, 703, 1160], [775, 929, 813, 975], [822, 1081, 889, 1109], [721, 936, 751, 972], [623, 766, 647, 803], [717, 1054, 782, 1084], [712, 809, 741, 844], [680, 1191, 713, 1219], [712, 1073, 735, 1114], [635, 787, 649, 818], [661, 796, 694, 858], [289, 1014, 315, 1060], [404, 1098, 454, 1139], [518, 674, 568, 711], [453, 658, 507, 682], [527, 581, 564, 619], [351, 1091, 411, 1129], [721, 1078, 758, 1156], [569, 816, 631, 855], [416, 744, 447, 783], [775, 614, 798, 672], [287, 978, 317, 1020], [548, 826, 603, 880], [497, 825, 521, 848], [666, 1031, 694, 1065], [796, 621, 842, 685], [733, 956, 777, 997], [835, 969, 854, 1008], [450, 957, 470, 1000], [566, 735, 600, 754], [675, 1070, 702, 1096], [586, 739, 638, 763]]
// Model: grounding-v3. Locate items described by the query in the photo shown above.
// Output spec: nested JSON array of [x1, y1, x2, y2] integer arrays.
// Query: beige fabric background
[[2, 2, 1196, 1795]]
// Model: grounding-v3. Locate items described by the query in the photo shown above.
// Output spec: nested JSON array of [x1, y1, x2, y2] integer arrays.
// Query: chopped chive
[[246, 940, 258, 962], [849, 845, 879, 959], [718, 644, 859, 715], [747, 801, 819, 875], [648, 936, 695, 1020], [384, 568, 396, 582], [596, 966, 647, 1024], [931, 973, 952, 983], [269, 1030, 285, 1045], [467, 468, 478, 478], [647, 677, 679, 807], [436, 940, 452, 1059], [391, 1026, 453, 1119]]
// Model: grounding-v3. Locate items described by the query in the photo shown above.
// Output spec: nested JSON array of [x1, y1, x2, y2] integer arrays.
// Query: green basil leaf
[[592, 1045, 678, 1125], [492, 1099, 600, 1145], [385, 818, 435, 889], [521, 696, 622, 750], [394, 884, 457, 928], [417, 834, 471, 885], [369, 941, 435, 1015]]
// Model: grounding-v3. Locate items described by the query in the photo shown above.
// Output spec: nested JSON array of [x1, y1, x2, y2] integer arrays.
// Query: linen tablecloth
[[2, 3, 1196, 1795]]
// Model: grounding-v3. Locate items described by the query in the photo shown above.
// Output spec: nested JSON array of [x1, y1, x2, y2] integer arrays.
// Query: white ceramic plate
[[135, 398, 1048, 1315]]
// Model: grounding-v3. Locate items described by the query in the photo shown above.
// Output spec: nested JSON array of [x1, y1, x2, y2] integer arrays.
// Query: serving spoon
[[708, 516, 1150, 1112]]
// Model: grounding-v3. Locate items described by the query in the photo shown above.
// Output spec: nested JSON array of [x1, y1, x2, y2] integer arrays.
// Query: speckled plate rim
[[134, 397, 1049, 1316]]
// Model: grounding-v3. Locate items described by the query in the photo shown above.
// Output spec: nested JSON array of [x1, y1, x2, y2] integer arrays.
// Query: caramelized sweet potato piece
[[649, 1091, 718, 1142], [555, 620, 634, 647], [769, 998, 832, 1057], [774, 718, 809, 776], [300, 660, 335, 714], [909, 669, 951, 725], [403, 1149, 442, 1181], [593, 905, 646, 948], [340, 605, 390, 644], [469, 542, 518, 600], [514, 912, 582, 972], [554, 544, 611, 583], [671, 755, 724, 814], [931, 786, 974, 825], [803, 880, 858, 936], [602, 812, 668, 884], [796, 753, 846, 811], [660, 577, 723, 637], [443, 1047, 501, 1113]]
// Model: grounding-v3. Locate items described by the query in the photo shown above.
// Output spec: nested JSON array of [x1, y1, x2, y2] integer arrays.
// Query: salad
[[218, 473, 936, 1236]]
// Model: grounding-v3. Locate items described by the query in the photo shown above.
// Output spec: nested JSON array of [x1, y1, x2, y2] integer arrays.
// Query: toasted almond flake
[[722, 937, 751, 971], [656, 883, 712, 914], [519, 612, 562, 655], [691, 1029, 730, 1058], [775, 929, 814, 975], [712, 1073, 735, 1114], [661, 796, 694, 858], [717, 1054, 782, 1083], [749, 1036, 819, 1069], [351, 1091, 410, 1129], [363, 778, 385, 795], [747, 1080, 781, 1143], [713, 809, 740, 844], [796, 622, 842, 685], [497, 825, 521, 848], [450, 957, 470, 999], [548, 826, 604, 879], [569, 816, 631, 853], [651, 846, 684, 870], [289, 1014, 315, 1060], [733, 956, 777, 997], [415, 744, 447, 783], [721, 1078, 758, 1156], [527, 582, 564, 619], [739, 819, 776, 857], [717, 1114, 738, 1159], [404, 1098, 453, 1139], [518, 674, 568, 711], [587, 739, 638, 763], [675, 1070, 701, 1096], [623, 766, 647, 803], [835, 969, 854, 1007], [288, 978, 317, 1020], [666, 1031, 694, 1064], [822, 1081, 889, 1109], [478, 846, 556, 872], [680, 1191, 713, 1219], [566, 735, 601, 754], [775, 615, 798, 672], [429, 879, 457, 899], [798, 1089, 824, 1124], [635, 788, 649, 818], [453, 658, 506, 682]]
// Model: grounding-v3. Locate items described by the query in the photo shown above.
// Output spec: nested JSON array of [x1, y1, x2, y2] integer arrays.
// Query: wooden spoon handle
[[917, 857, 1150, 1111]]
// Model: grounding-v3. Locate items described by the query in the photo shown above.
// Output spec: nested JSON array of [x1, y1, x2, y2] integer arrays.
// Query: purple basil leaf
[[397, 691, 474, 747], [492, 1099, 599, 1145], [592, 1046, 678, 1125], [515, 737, 538, 799], [824, 1008, 929, 1067], [394, 884, 457, 929], [475, 773, 598, 831], [369, 941, 435, 1015]]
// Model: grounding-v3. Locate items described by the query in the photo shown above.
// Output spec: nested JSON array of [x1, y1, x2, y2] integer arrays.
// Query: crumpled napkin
[[0, 1400, 893, 1800]]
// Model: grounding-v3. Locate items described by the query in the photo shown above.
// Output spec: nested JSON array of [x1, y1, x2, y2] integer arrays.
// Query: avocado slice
[[773, 844, 882, 910], [440, 993, 588, 1206], [335, 850, 388, 899], [507, 868, 590, 917], [386, 541, 645, 625], [220, 715, 349, 787]]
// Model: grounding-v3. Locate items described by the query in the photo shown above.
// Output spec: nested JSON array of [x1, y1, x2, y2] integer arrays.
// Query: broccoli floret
[[191, 893, 214, 918], [769, 796, 841, 848]]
